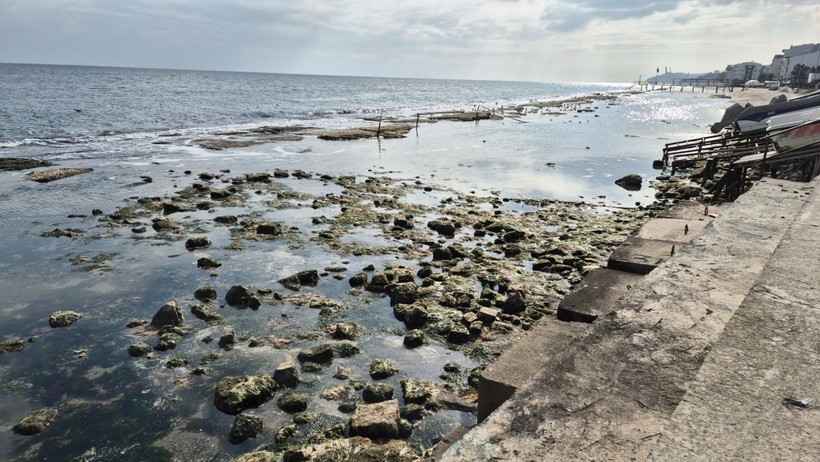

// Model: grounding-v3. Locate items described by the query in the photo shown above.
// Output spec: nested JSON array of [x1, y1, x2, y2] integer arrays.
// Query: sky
[[1, 0, 818, 83]]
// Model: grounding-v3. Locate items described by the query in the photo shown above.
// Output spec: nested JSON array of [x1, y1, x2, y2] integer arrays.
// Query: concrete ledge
[[557, 268, 643, 323], [607, 236, 677, 274], [477, 318, 590, 422]]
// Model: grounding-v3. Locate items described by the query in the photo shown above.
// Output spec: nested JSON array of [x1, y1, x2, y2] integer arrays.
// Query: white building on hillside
[[725, 62, 763, 82]]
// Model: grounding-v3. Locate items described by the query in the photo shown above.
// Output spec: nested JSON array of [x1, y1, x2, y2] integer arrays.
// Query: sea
[[0, 63, 732, 461]]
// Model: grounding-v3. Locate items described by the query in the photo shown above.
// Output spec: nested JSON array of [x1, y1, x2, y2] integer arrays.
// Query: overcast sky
[[1, 0, 818, 82]]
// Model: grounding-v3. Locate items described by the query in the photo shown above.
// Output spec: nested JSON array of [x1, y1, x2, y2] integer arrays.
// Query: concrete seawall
[[439, 176, 819, 461]]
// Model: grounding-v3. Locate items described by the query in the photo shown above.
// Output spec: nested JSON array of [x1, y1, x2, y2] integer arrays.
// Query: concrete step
[[557, 268, 643, 323], [441, 178, 814, 461]]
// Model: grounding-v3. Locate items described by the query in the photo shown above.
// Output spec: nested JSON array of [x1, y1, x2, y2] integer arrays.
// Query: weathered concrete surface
[[649, 185, 820, 461], [442, 178, 816, 461], [557, 268, 643, 323], [607, 236, 678, 274], [477, 319, 590, 422]]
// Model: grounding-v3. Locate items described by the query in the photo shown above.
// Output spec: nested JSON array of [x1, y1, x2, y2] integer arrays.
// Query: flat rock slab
[[478, 318, 590, 422], [607, 236, 678, 274], [658, 202, 721, 220], [26, 168, 93, 183], [557, 268, 644, 323]]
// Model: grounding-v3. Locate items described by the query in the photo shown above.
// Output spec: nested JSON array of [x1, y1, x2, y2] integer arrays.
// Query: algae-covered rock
[[232, 452, 277, 462], [363, 383, 395, 403], [48, 311, 81, 328], [277, 393, 308, 414], [127, 342, 152, 357], [155, 332, 181, 351], [191, 304, 223, 323], [12, 407, 58, 435], [185, 236, 211, 251], [214, 375, 278, 415], [225, 285, 251, 307], [26, 167, 93, 183], [297, 343, 334, 364], [229, 413, 263, 444], [369, 359, 399, 380], [615, 173, 642, 191]]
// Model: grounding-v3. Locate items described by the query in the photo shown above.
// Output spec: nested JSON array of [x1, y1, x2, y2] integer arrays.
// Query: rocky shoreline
[[1, 90, 713, 461]]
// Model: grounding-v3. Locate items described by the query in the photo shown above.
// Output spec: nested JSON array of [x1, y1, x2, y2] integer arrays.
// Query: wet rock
[[151, 301, 183, 327], [214, 374, 278, 415], [427, 218, 458, 236], [447, 325, 471, 344], [403, 330, 425, 349], [282, 437, 418, 462], [349, 400, 400, 439], [246, 172, 271, 182], [388, 282, 419, 306], [229, 413, 263, 444], [226, 285, 251, 307], [191, 304, 223, 323], [393, 216, 414, 230], [301, 362, 323, 373], [401, 378, 435, 406], [0, 157, 53, 171], [256, 221, 283, 235], [247, 295, 262, 310], [369, 359, 399, 380], [615, 173, 643, 191], [185, 237, 211, 251], [219, 331, 237, 350], [128, 342, 152, 357], [273, 169, 289, 178], [214, 215, 238, 224], [365, 272, 390, 292], [348, 272, 368, 287], [403, 305, 429, 329], [194, 286, 218, 301], [126, 319, 147, 328], [161, 201, 185, 214], [477, 307, 499, 324], [333, 366, 351, 380], [297, 344, 334, 364], [274, 360, 299, 388], [0, 338, 27, 355], [502, 290, 526, 314], [292, 170, 311, 179], [12, 408, 58, 435], [197, 257, 222, 269], [278, 270, 319, 291], [166, 357, 188, 368], [26, 167, 93, 183], [210, 189, 232, 200], [363, 383, 395, 403], [233, 451, 277, 462], [152, 216, 180, 232], [48, 310, 81, 328], [331, 322, 360, 340], [503, 229, 526, 243], [155, 332, 181, 351], [400, 403, 427, 422], [432, 247, 452, 261], [293, 412, 315, 425], [333, 342, 361, 358], [278, 393, 308, 413]]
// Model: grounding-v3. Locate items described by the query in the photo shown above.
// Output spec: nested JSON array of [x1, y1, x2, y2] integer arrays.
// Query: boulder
[[48, 311, 81, 328], [127, 342, 152, 357], [256, 222, 283, 235], [365, 272, 390, 292], [427, 218, 458, 236], [388, 282, 419, 306], [297, 344, 334, 364], [277, 393, 308, 413], [363, 383, 395, 403], [349, 400, 400, 439], [229, 413, 263, 444], [12, 408, 58, 435], [185, 236, 211, 251], [403, 330, 425, 349], [348, 272, 368, 287], [197, 257, 222, 269], [274, 360, 299, 388], [403, 305, 429, 329], [447, 325, 471, 344], [214, 375, 278, 415], [369, 359, 399, 380], [615, 173, 642, 191], [401, 378, 435, 406], [150, 301, 183, 327], [155, 332, 181, 351], [194, 286, 218, 301], [278, 270, 319, 291], [225, 285, 251, 307], [502, 290, 526, 314]]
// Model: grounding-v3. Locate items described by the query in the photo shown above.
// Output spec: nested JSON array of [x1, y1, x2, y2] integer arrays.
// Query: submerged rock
[[48, 311, 82, 328], [194, 286, 218, 301], [12, 408, 58, 435], [278, 270, 320, 291], [229, 414, 263, 444], [214, 375, 278, 415], [0, 338, 27, 355], [151, 301, 183, 328]]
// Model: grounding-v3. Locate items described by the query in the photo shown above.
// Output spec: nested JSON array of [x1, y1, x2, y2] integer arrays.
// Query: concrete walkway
[[441, 177, 819, 461]]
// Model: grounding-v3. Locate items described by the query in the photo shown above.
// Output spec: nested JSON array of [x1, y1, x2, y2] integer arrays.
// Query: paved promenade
[[440, 176, 819, 461]]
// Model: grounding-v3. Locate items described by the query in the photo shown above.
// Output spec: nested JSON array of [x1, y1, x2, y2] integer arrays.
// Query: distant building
[[768, 54, 787, 81], [781, 43, 820, 82], [724, 62, 763, 83]]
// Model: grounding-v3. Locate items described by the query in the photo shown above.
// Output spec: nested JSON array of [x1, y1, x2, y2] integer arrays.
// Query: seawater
[[0, 64, 734, 461]]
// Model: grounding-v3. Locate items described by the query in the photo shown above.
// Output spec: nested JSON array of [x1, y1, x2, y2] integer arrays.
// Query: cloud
[[540, 1, 683, 32]]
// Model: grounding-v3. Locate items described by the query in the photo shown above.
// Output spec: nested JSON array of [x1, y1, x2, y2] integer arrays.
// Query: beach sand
[[720, 87, 793, 106]]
